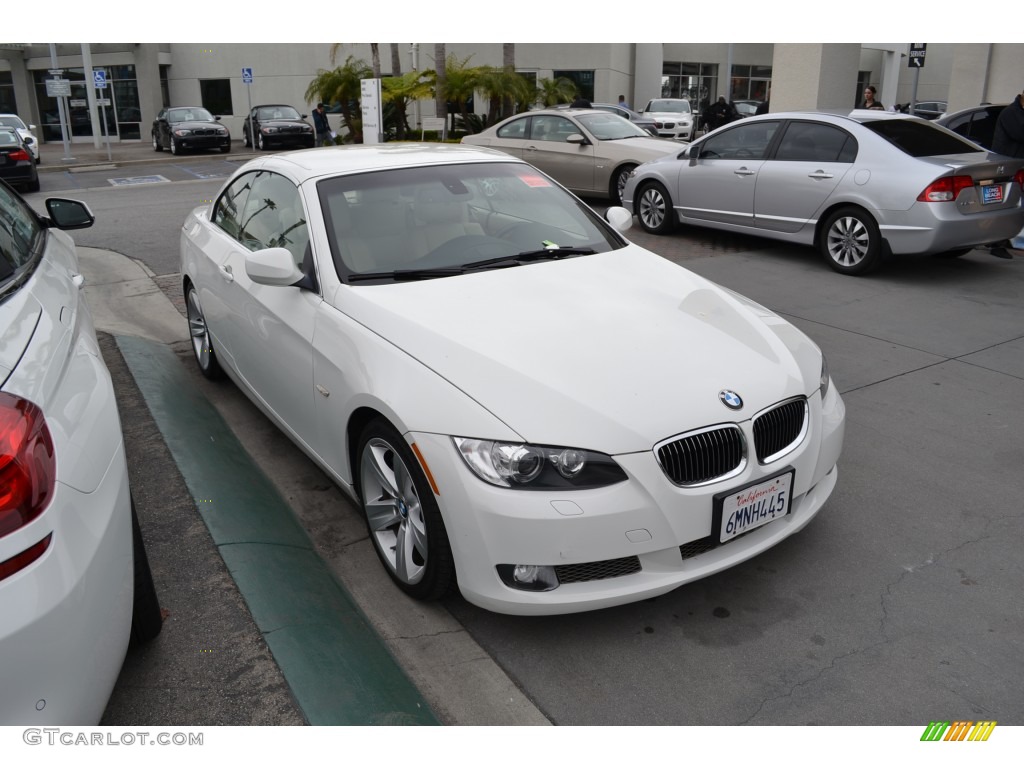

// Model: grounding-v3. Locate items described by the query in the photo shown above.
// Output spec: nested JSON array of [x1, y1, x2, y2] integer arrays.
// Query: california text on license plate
[[714, 469, 794, 544], [981, 184, 1004, 204]]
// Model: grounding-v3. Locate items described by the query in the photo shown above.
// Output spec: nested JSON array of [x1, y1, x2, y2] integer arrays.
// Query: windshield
[[0, 130, 21, 146], [168, 107, 216, 122], [318, 161, 624, 284], [0, 116, 27, 130], [862, 119, 982, 157], [258, 106, 301, 120], [0, 183, 44, 301], [577, 113, 650, 140], [647, 100, 691, 114]]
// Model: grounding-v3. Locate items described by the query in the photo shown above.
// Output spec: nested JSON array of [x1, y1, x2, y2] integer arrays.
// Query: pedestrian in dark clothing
[[570, 95, 592, 108], [992, 89, 1024, 157], [708, 96, 735, 131], [312, 103, 333, 146], [755, 100, 769, 115], [859, 86, 884, 110]]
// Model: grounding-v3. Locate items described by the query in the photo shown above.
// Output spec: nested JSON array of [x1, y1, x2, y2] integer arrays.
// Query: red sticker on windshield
[[517, 172, 551, 188]]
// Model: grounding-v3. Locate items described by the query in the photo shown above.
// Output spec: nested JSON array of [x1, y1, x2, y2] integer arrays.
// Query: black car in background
[[242, 104, 315, 150], [0, 129, 39, 192], [935, 104, 1008, 151], [151, 107, 231, 155]]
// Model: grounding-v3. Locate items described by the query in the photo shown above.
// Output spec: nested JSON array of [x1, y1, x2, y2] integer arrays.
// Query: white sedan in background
[[179, 144, 845, 615], [1, 185, 162, 724]]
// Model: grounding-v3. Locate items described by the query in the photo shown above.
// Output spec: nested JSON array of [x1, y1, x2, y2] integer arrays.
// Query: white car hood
[[335, 247, 821, 453]]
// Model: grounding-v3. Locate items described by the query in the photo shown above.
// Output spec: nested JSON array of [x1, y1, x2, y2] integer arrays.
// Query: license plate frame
[[981, 184, 1004, 205], [713, 468, 795, 544]]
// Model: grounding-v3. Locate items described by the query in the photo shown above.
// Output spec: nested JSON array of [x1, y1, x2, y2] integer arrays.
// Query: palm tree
[[478, 66, 533, 125], [502, 44, 516, 118], [305, 56, 372, 142], [536, 76, 578, 107], [370, 44, 381, 79], [382, 71, 433, 140], [441, 53, 483, 133], [390, 44, 402, 77]]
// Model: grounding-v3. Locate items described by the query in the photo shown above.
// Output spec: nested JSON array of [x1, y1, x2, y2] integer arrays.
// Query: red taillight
[[917, 175, 974, 202], [7, 149, 30, 162], [1015, 169, 1024, 188], [0, 534, 52, 581], [0, 393, 55, 538]]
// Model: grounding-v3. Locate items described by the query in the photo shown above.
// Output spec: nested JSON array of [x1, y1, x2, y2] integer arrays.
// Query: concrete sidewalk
[[38, 137, 258, 172]]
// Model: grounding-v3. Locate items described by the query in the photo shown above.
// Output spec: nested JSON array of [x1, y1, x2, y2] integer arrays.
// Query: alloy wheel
[[360, 437, 429, 587], [639, 186, 667, 230], [826, 215, 870, 268]]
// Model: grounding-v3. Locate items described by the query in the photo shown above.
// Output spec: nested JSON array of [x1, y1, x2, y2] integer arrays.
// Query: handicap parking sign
[[93, 69, 107, 89], [242, 67, 253, 84]]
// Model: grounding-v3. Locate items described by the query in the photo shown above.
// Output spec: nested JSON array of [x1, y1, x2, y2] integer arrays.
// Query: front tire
[[820, 206, 882, 275], [257, 133, 266, 151], [610, 163, 636, 206], [636, 181, 676, 235], [357, 419, 454, 601], [169, 136, 180, 155], [185, 284, 224, 380]]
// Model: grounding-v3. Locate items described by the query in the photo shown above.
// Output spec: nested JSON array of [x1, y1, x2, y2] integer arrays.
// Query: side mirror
[[605, 206, 633, 233], [688, 145, 701, 166], [28, 124, 36, 131], [214, 116, 222, 121], [566, 133, 588, 145], [246, 247, 303, 287], [44, 198, 95, 230]]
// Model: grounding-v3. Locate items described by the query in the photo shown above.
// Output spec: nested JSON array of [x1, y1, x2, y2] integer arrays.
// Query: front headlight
[[173, 128, 192, 136], [453, 437, 627, 489], [820, 353, 831, 399], [263, 126, 278, 134]]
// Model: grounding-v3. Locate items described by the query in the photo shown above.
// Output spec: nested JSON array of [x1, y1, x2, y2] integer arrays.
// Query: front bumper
[[177, 135, 230, 150], [412, 386, 845, 615]]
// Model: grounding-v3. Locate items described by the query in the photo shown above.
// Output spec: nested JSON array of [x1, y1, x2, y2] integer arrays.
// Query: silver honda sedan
[[622, 111, 1024, 275]]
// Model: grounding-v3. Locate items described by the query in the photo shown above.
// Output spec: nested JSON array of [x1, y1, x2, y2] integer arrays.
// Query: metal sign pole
[[48, 44, 74, 162]]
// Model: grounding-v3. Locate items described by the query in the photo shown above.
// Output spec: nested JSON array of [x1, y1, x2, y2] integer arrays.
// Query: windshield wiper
[[463, 247, 596, 271], [347, 266, 465, 282]]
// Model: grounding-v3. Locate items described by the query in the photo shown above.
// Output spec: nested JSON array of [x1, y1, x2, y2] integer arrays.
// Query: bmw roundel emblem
[[719, 390, 743, 410]]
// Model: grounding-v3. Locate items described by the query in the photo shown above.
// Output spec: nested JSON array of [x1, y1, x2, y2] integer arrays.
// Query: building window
[[0, 71, 16, 114], [730, 65, 772, 103], [661, 62, 718, 115], [160, 65, 170, 109], [553, 70, 594, 102], [200, 79, 233, 116]]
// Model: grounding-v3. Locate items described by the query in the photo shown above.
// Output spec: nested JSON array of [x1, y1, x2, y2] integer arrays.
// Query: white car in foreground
[[1, 184, 162, 723], [179, 144, 845, 615]]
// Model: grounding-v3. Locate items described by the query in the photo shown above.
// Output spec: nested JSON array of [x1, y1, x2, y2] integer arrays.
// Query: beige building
[[0, 43, 1020, 145]]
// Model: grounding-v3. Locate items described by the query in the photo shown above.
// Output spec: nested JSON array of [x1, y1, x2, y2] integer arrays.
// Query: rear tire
[[819, 206, 883, 275], [130, 497, 163, 647], [152, 133, 162, 152], [26, 177, 40, 193], [636, 181, 676, 235], [610, 163, 636, 206]]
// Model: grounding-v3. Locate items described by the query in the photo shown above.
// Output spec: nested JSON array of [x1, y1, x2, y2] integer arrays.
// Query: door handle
[[219, 264, 234, 283], [733, 168, 756, 177], [808, 171, 834, 180]]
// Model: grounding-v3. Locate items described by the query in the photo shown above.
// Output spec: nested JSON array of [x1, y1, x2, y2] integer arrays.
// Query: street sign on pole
[[93, 69, 108, 89], [242, 67, 253, 84], [243, 68, 254, 147], [45, 78, 71, 97], [908, 44, 927, 69]]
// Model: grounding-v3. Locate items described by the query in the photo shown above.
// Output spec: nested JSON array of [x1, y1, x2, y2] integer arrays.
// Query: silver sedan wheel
[[360, 437, 429, 586], [825, 215, 870, 268], [638, 183, 675, 234]]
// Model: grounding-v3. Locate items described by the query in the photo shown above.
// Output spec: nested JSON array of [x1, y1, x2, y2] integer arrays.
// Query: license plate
[[981, 184, 1003, 204], [714, 469, 794, 544]]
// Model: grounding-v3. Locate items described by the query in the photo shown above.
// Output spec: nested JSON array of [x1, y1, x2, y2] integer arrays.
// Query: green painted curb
[[116, 335, 438, 725]]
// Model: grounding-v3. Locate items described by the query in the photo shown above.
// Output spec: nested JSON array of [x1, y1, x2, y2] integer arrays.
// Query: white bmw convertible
[[179, 143, 845, 615]]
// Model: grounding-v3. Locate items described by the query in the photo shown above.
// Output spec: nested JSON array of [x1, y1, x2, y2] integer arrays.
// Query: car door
[[481, 116, 530, 159], [216, 170, 321, 442], [753, 121, 856, 234], [676, 120, 780, 227], [524, 115, 595, 193], [153, 109, 168, 144]]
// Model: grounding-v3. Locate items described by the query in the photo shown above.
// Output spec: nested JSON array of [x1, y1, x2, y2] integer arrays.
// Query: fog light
[[496, 564, 559, 592]]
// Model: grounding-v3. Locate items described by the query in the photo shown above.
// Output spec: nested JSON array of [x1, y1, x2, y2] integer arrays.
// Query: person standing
[[617, 94, 631, 110], [570, 95, 592, 108], [312, 103, 333, 146], [992, 87, 1024, 157], [860, 86, 884, 110]]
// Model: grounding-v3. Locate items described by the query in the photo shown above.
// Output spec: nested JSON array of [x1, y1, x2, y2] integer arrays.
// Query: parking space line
[[115, 335, 438, 725]]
